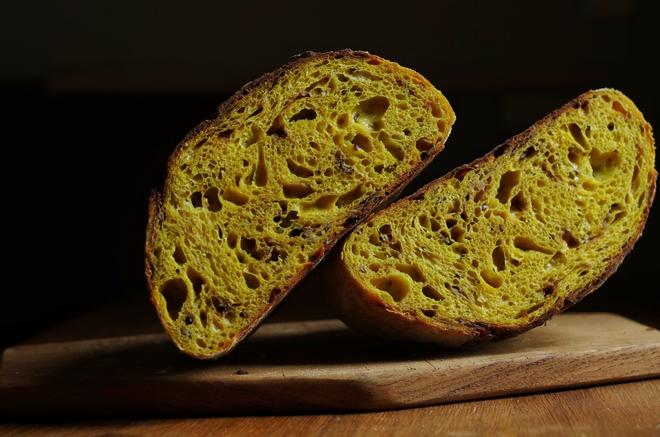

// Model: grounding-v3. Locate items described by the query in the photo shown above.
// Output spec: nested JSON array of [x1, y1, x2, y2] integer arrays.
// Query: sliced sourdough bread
[[145, 50, 455, 358], [331, 89, 655, 346]]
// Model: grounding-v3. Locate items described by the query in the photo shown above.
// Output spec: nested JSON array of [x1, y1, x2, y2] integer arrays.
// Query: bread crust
[[145, 50, 454, 358], [328, 89, 657, 346]]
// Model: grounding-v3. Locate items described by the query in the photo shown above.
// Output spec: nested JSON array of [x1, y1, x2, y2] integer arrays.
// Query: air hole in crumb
[[395, 264, 425, 282], [286, 159, 314, 178], [608, 122, 614, 131], [240, 237, 265, 261], [379, 132, 404, 160], [453, 243, 468, 255], [514, 236, 553, 254], [492, 246, 506, 271], [289, 108, 317, 122], [352, 133, 373, 152], [568, 148, 581, 166], [248, 106, 263, 118], [173, 246, 186, 264], [218, 129, 233, 139], [422, 285, 443, 301], [542, 284, 555, 296], [227, 232, 238, 248], [267, 115, 286, 137], [418, 214, 431, 229], [568, 123, 588, 149], [416, 138, 434, 152], [268, 288, 282, 303], [283, 182, 314, 198], [223, 188, 249, 206], [269, 247, 287, 262], [632, 165, 641, 191], [255, 144, 268, 186], [496, 171, 520, 204], [450, 226, 465, 242], [562, 230, 580, 248], [190, 192, 202, 208], [186, 267, 205, 296], [590, 149, 620, 179], [481, 269, 503, 288], [355, 96, 389, 122], [159, 279, 188, 320], [522, 146, 537, 159], [245, 125, 264, 147], [371, 275, 409, 302], [243, 272, 261, 289], [336, 184, 365, 207], [379, 224, 392, 237], [421, 309, 436, 317], [305, 194, 338, 210], [204, 187, 223, 212], [337, 114, 349, 128], [510, 192, 526, 212], [280, 210, 298, 228], [612, 101, 628, 116], [430, 102, 443, 118]]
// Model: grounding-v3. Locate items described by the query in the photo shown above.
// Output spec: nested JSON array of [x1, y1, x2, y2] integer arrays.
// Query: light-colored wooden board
[[1, 313, 659, 417]]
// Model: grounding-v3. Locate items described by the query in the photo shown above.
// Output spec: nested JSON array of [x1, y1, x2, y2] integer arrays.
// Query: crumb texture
[[341, 89, 655, 339], [146, 51, 455, 358]]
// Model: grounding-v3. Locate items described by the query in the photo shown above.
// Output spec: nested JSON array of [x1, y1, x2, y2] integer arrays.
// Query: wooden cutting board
[[1, 313, 659, 417]]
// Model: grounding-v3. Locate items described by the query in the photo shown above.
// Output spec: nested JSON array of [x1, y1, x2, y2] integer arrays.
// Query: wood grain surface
[[1, 313, 658, 418], [1, 379, 658, 436]]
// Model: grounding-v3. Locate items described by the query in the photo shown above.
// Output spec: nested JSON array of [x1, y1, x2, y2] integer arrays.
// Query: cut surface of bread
[[145, 50, 455, 358], [332, 89, 655, 346]]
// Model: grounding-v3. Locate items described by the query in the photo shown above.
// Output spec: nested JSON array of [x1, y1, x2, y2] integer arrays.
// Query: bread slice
[[330, 89, 656, 346], [145, 50, 455, 358]]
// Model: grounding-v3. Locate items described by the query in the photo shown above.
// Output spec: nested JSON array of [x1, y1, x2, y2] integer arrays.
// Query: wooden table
[[1, 380, 659, 436], [1, 297, 659, 436]]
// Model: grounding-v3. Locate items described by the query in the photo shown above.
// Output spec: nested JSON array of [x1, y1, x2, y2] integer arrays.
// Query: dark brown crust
[[328, 89, 657, 346], [144, 49, 455, 359]]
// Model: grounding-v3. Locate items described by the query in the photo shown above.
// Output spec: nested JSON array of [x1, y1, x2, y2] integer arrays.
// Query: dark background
[[2, 0, 658, 347]]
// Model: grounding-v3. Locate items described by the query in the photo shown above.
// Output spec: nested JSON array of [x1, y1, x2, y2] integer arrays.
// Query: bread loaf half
[[145, 50, 455, 358], [331, 89, 655, 346]]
